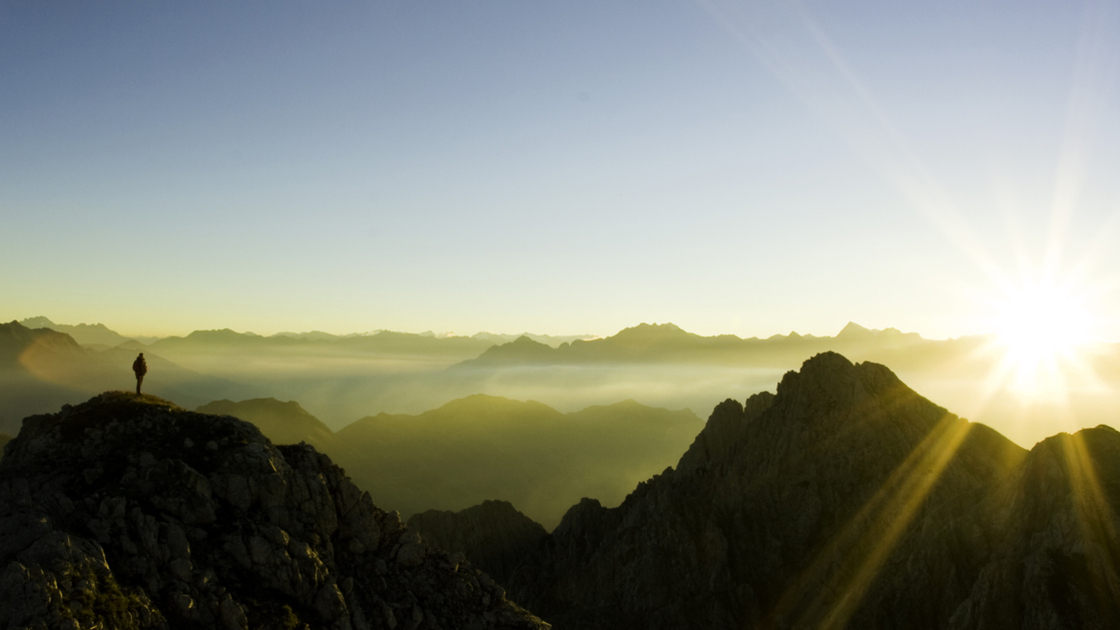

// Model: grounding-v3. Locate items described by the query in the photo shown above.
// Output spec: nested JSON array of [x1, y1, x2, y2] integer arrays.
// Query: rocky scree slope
[[506, 352, 1119, 630], [0, 391, 549, 630]]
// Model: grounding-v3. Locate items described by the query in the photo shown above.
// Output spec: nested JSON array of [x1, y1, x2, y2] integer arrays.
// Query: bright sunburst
[[987, 276, 1096, 400]]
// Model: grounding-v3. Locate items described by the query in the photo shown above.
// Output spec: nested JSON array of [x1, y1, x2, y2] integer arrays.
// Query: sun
[[987, 277, 1095, 399]]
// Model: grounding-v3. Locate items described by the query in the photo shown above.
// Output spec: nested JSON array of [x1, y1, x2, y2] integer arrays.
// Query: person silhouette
[[132, 352, 148, 395]]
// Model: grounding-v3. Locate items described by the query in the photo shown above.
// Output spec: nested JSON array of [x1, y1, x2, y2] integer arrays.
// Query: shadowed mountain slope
[[496, 352, 1118, 630], [0, 392, 549, 629]]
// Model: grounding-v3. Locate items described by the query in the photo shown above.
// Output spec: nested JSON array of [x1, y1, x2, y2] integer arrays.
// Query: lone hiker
[[132, 352, 147, 395]]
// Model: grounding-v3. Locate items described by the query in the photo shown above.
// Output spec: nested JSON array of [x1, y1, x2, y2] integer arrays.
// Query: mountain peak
[[774, 351, 905, 409], [0, 392, 549, 629], [837, 321, 872, 337], [615, 322, 686, 336], [18, 315, 56, 329]]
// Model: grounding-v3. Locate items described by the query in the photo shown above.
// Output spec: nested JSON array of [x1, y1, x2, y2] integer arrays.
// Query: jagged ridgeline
[[0, 392, 550, 630], [415, 354, 1120, 630]]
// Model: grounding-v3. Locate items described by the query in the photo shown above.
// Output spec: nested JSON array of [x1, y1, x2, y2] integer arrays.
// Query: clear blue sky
[[3, 0, 1119, 340]]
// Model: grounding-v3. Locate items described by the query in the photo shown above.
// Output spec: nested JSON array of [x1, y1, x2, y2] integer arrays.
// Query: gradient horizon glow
[[3, 1, 1119, 343]]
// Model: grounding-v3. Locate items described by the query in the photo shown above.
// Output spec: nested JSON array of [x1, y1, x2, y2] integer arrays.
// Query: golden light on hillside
[[771, 412, 976, 629]]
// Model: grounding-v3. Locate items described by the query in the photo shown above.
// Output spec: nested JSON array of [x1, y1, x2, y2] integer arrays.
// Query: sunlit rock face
[[0, 392, 550, 630], [507, 352, 1119, 630]]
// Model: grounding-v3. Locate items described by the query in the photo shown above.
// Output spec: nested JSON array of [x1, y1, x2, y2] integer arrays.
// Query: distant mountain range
[[10, 316, 1120, 447], [20, 315, 595, 351], [458, 321, 961, 369], [18, 316, 150, 347], [15, 315, 999, 376]]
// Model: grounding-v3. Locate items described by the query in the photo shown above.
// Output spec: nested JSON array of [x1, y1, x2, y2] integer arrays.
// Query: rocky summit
[[0, 391, 549, 630], [503, 352, 1120, 630]]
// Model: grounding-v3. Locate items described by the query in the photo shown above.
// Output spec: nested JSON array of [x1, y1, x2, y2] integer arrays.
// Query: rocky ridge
[[500, 352, 1119, 629], [0, 392, 549, 630]]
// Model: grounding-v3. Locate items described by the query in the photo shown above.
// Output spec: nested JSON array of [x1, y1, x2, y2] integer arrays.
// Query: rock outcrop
[[408, 502, 547, 586], [0, 391, 550, 630], [504, 352, 1119, 629]]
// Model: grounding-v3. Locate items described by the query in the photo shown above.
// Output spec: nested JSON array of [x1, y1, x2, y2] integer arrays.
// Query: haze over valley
[[6, 316, 1119, 452]]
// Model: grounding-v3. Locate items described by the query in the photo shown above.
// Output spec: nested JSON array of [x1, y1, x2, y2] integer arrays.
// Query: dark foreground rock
[[409, 501, 548, 586], [504, 352, 1120, 630], [0, 391, 550, 630]]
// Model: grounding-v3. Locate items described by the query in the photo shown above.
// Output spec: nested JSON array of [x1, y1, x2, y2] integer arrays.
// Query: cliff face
[[0, 392, 549, 630], [506, 352, 1119, 630]]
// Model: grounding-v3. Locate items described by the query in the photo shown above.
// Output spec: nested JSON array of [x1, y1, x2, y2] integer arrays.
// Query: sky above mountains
[[3, 1, 1120, 341]]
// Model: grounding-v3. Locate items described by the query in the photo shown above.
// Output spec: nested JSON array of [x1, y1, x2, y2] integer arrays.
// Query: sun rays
[[689, 2, 1120, 624], [767, 411, 977, 629]]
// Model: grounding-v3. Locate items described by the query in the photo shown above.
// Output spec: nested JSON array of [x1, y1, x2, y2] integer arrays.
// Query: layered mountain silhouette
[[18, 316, 140, 348], [14, 317, 1120, 447], [149, 328, 497, 359], [457, 321, 969, 370], [428, 353, 1118, 629], [0, 392, 549, 629], [208, 395, 701, 529]]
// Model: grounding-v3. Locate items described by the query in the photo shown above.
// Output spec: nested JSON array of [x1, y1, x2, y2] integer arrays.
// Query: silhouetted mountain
[[273, 330, 342, 341], [149, 328, 494, 360], [487, 353, 1119, 629], [471, 333, 598, 348], [2, 319, 86, 358], [409, 501, 548, 585], [336, 395, 702, 528], [836, 321, 922, 343], [459, 321, 947, 370], [1, 320, 101, 432], [0, 392, 549, 629], [196, 398, 340, 455], [0, 321, 257, 434], [466, 336, 559, 366], [0, 433, 10, 461], [18, 316, 138, 348]]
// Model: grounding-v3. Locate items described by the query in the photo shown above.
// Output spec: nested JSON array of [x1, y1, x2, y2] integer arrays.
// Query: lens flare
[[984, 276, 1097, 402]]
